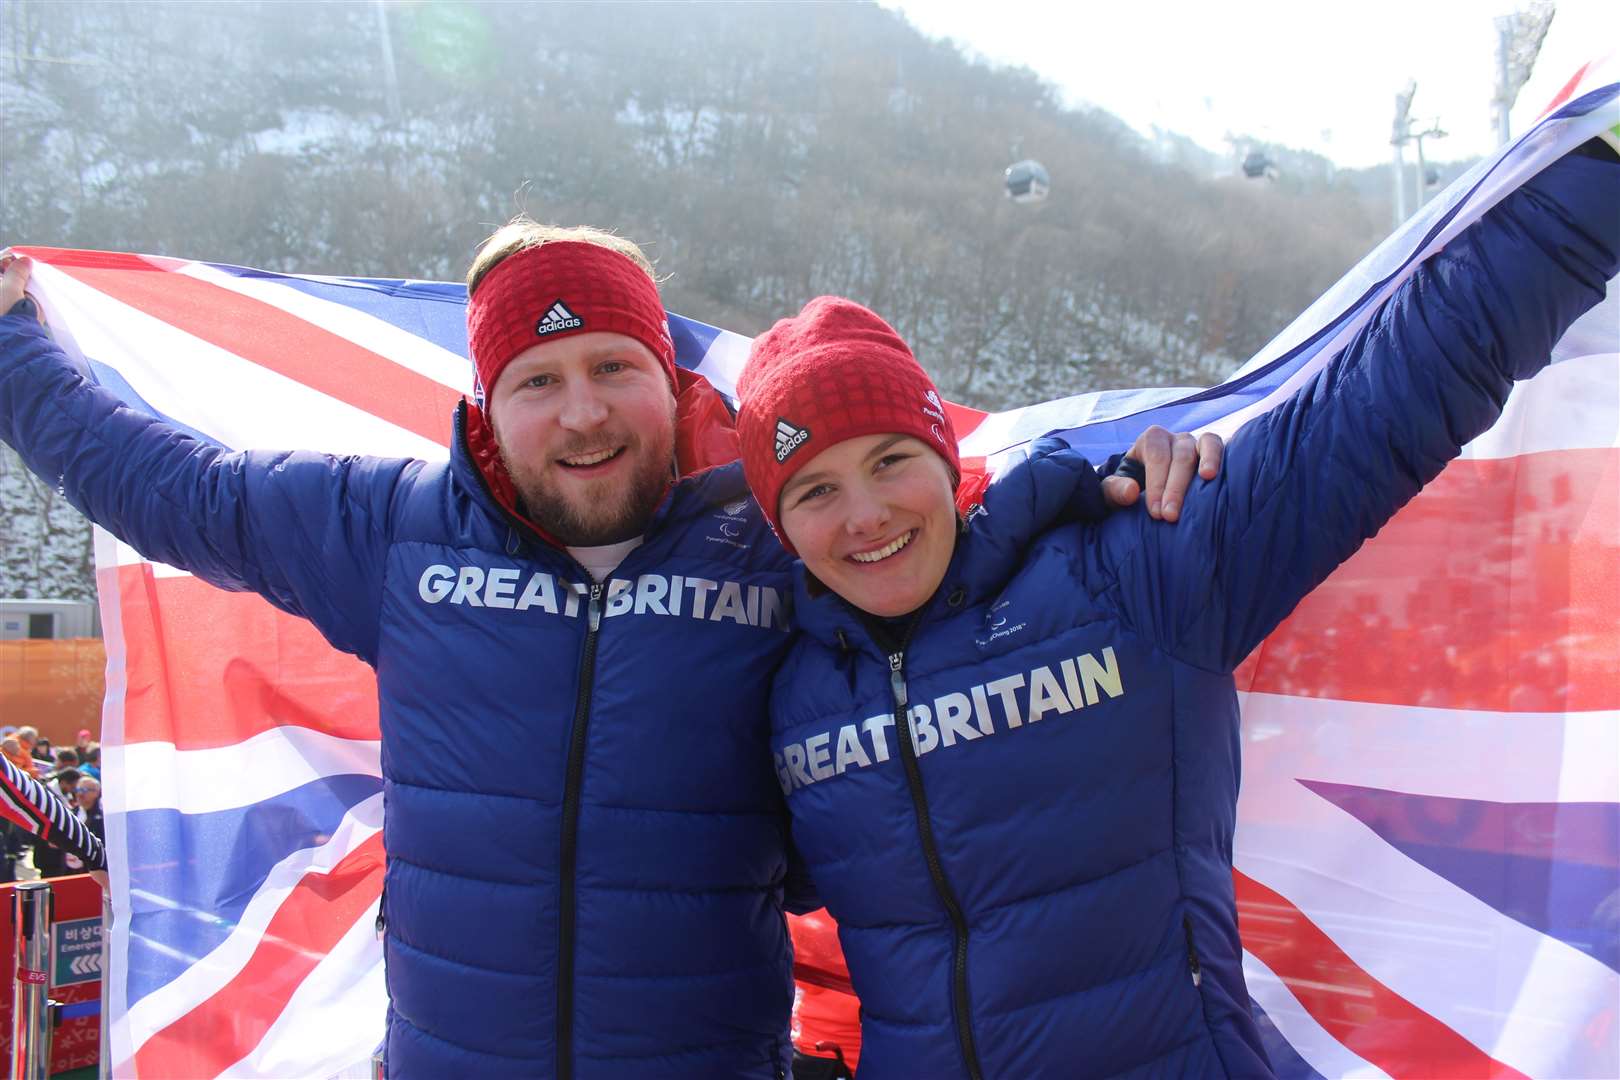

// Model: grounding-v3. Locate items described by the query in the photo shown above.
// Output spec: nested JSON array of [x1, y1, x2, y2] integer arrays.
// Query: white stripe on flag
[[688, 326, 753, 400], [221, 904, 386, 1080], [117, 794, 384, 1059], [113, 727, 381, 816], [27, 262, 447, 460], [1235, 693, 1620, 804], [1239, 949, 1390, 1080], [958, 386, 1196, 458], [1235, 769, 1620, 1080], [1457, 340, 1620, 459], [108, 537, 191, 577], [175, 262, 473, 393]]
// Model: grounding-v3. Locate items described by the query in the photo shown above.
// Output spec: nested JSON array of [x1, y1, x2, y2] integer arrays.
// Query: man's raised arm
[[0, 252, 404, 664]]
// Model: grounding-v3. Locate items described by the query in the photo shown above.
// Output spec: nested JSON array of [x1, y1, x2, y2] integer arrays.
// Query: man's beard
[[496, 420, 676, 547]]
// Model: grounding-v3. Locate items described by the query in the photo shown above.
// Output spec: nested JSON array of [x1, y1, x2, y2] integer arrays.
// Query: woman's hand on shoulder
[[1, 252, 35, 315], [1102, 425, 1223, 522]]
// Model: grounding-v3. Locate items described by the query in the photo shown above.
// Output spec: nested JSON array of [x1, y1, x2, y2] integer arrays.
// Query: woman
[[737, 143, 1618, 1079]]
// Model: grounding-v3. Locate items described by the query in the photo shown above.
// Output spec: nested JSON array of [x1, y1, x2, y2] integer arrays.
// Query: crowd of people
[[0, 723, 105, 879]]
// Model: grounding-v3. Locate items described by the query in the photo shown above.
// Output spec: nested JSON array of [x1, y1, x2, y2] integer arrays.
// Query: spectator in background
[[0, 755, 104, 881], [2, 734, 34, 777], [54, 747, 79, 772], [75, 728, 93, 760], [15, 726, 44, 774], [81, 744, 100, 781], [52, 766, 82, 802], [75, 776, 104, 842], [30, 766, 82, 879]]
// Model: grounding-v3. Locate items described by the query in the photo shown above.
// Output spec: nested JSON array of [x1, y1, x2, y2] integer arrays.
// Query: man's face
[[487, 331, 677, 546], [76, 784, 99, 810]]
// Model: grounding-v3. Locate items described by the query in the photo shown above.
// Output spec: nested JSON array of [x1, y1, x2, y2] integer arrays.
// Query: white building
[[0, 599, 101, 640]]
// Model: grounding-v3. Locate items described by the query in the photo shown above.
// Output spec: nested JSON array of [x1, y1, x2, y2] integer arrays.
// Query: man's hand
[[1101, 425, 1223, 522], [1, 252, 33, 312]]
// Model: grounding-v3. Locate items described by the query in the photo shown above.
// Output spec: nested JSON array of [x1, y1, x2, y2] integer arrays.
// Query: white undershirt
[[567, 537, 645, 582]]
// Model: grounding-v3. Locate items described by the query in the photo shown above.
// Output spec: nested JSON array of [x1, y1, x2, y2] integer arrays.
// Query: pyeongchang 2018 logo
[[708, 498, 753, 550]]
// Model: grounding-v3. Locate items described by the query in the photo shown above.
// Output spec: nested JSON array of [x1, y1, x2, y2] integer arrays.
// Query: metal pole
[[1495, 17, 1514, 146], [98, 889, 112, 1080], [1390, 141, 1406, 228], [11, 881, 55, 1080], [1413, 133, 1428, 211], [1391, 82, 1416, 227], [374, 0, 401, 120]]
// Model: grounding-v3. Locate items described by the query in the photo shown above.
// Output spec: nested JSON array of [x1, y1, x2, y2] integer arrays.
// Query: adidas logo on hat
[[536, 299, 584, 336], [775, 418, 811, 463]]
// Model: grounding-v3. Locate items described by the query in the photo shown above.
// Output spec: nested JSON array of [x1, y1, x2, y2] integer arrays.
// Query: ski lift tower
[[1391, 81, 1418, 227]]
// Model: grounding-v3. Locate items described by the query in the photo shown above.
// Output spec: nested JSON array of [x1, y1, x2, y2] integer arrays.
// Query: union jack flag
[[8, 71, 1615, 1080]]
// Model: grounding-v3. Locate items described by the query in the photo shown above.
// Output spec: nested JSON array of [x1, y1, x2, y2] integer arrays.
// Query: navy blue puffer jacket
[[768, 151, 1619, 1079], [0, 328, 803, 1078]]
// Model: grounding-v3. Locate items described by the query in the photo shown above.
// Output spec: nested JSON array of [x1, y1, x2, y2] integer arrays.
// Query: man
[[74, 775, 105, 841], [0, 228, 1214, 1078], [30, 766, 82, 878]]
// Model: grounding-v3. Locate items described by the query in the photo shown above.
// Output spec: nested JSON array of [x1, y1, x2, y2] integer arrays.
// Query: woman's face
[[778, 433, 958, 618]]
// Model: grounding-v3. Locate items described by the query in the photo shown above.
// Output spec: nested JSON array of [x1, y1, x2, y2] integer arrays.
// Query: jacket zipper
[[557, 581, 604, 1080], [453, 410, 611, 1078], [1183, 914, 1203, 988], [885, 645, 985, 1080]]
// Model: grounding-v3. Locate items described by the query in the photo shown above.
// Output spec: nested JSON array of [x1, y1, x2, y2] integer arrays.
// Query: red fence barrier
[[0, 875, 104, 1074]]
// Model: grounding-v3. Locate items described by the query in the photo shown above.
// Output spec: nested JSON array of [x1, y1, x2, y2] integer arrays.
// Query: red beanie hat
[[737, 296, 959, 551], [465, 240, 676, 405]]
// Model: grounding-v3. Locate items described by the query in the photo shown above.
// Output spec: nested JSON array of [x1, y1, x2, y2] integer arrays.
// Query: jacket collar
[[792, 437, 1108, 653]]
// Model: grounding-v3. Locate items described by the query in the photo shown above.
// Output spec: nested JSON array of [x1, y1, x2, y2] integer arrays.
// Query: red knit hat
[[465, 240, 676, 405], [737, 296, 959, 551]]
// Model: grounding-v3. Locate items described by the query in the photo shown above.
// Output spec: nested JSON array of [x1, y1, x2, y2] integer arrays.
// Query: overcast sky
[[883, 1, 1617, 168]]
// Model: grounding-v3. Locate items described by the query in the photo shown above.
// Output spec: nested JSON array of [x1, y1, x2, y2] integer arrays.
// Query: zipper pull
[[1183, 915, 1202, 988], [375, 891, 386, 939], [888, 652, 908, 708], [587, 582, 603, 632]]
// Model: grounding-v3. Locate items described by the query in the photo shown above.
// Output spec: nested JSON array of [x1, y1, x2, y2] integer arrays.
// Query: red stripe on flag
[[1538, 61, 1593, 119], [128, 832, 384, 1080], [15, 247, 186, 272], [114, 568, 379, 749], [1236, 448, 1619, 711], [944, 400, 988, 442], [1235, 869, 1530, 1080], [32, 247, 460, 447]]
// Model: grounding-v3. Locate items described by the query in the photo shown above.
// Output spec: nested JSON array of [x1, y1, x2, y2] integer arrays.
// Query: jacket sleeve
[[0, 317, 415, 664], [1097, 149, 1620, 673], [0, 756, 106, 872]]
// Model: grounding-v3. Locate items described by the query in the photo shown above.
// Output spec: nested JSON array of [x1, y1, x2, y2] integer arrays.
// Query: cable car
[[1241, 151, 1274, 179], [1004, 159, 1050, 203]]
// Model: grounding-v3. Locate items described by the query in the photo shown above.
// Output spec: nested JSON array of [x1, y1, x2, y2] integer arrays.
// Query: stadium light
[[1493, 3, 1556, 145]]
